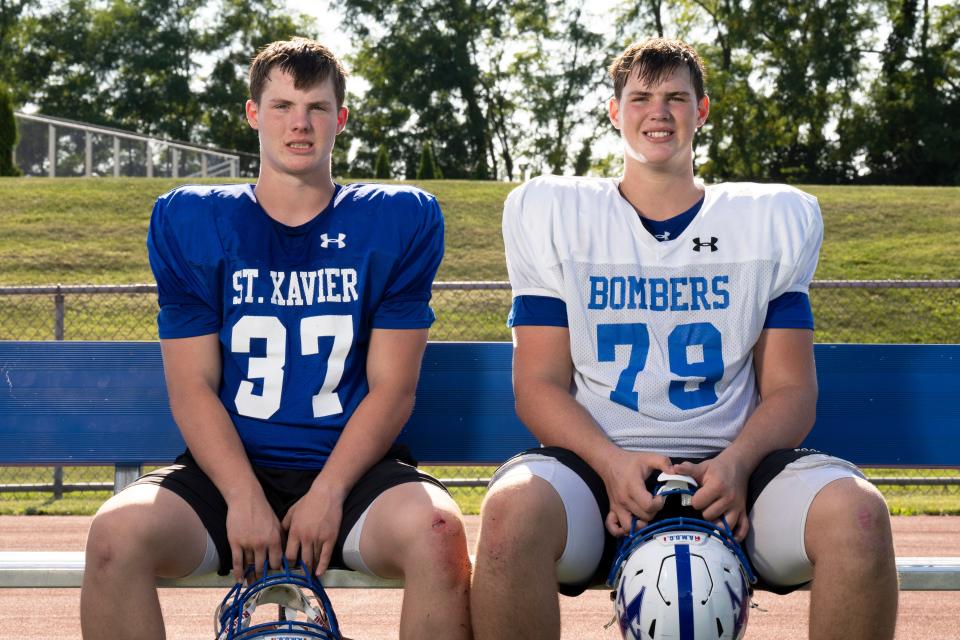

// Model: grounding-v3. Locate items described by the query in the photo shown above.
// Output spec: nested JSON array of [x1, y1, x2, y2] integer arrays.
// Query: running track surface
[[1, 515, 959, 639]]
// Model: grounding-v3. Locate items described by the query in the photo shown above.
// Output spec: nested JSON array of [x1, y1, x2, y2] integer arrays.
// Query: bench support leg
[[113, 466, 141, 494]]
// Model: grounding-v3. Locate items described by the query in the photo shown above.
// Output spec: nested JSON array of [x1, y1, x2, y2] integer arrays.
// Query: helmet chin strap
[[654, 473, 698, 507]]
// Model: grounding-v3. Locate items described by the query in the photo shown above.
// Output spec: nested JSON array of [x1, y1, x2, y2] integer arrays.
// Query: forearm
[[725, 382, 817, 472], [313, 380, 416, 499], [168, 385, 262, 504], [515, 378, 621, 477]]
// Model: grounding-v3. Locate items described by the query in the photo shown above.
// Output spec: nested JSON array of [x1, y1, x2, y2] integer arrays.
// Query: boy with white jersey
[[471, 37, 897, 640], [81, 38, 472, 640]]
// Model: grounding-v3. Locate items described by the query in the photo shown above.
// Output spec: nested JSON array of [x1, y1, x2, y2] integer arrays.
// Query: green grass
[[3, 179, 960, 284], [2, 466, 956, 516], [813, 186, 960, 280], [0, 178, 515, 284]]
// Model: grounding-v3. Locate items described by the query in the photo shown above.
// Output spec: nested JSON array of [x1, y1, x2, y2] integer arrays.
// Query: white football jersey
[[503, 176, 822, 457]]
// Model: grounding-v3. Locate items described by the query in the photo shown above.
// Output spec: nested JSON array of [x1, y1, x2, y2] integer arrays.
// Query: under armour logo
[[692, 237, 718, 252], [655, 231, 671, 241], [320, 233, 346, 249]]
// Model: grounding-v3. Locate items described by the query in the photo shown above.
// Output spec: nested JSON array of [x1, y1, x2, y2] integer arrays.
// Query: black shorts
[[131, 444, 448, 576], [500, 446, 826, 596]]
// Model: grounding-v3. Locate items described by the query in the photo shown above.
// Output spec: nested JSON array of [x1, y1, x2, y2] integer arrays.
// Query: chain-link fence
[[2, 280, 959, 342], [2, 280, 958, 512], [2, 465, 957, 516]]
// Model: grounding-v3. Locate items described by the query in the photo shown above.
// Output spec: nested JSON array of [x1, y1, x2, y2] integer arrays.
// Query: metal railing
[[12, 112, 254, 179]]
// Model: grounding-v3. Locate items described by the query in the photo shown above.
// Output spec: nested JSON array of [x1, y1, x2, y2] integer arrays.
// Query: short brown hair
[[249, 37, 347, 107], [608, 37, 706, 102]]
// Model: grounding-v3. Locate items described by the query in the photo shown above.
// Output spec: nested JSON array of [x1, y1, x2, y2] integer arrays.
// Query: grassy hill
[[2, 178, 960, 284], [0, 178, 516, 284]]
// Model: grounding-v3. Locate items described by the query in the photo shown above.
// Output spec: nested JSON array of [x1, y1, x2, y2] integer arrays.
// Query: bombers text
[[587, 275, 730, 312], [231, 268, 359, 306]]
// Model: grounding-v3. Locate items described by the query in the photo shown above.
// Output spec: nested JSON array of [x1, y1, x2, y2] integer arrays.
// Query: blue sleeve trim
[[371, 302, 436, 329], [157, 303, 221, 339], [764, 292, 814, 330], [507, 295, 569, 328]]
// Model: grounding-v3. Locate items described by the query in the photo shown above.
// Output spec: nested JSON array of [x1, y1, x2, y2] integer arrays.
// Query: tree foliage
[[374, 143, 391, 179], [2, 0, 958, 184], [0, 83, 21, 176], [417, 141, 442, 179], [338, 0, 497, 179], [337, 0, 607, 180], [855, 1, 960, 184], [514, 1, 605, 175], [10, 0, 314, 148], [0, 0, 34, 89]]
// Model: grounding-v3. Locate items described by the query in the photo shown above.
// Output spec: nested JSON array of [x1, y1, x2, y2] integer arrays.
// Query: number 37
[[597, 321, 723, 411], [231, 315, 353, 420]]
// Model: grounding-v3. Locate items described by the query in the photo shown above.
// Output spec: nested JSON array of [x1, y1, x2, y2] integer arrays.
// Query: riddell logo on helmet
[[658, 533, 703, 544]]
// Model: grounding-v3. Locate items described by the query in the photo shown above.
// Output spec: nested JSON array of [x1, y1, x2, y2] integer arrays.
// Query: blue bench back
[[0, 341, 957, 467]]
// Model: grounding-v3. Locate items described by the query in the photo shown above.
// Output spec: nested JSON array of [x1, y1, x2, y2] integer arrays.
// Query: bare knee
[[478, 477, 565, 562], [86, 502, 153, 577], [399, 503, 470, 584], [85, 487, 205, 580], [806, 477, 894, 569]]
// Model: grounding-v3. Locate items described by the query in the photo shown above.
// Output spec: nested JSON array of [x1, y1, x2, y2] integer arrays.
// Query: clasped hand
[[227, 484, 343, 582], [672, 450, 751, 541], [601, 449, 751, 541]]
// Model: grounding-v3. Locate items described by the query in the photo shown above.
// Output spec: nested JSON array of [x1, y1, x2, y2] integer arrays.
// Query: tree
[[856, 1, 960, 184], [11, 0, 314, 147], [339, 0, 496, 179], [612, 0, 878, 183], [13, 0, 205, 140], [0, 83, 21, 176], [0, 0, 34, 91], [338, 0, 609, 179], [416, 141, 442, 179], [197, 0, 316, 153], [515, 0, 605, 175], [374, 143, 391, 179], [573, 137, 592, 176]]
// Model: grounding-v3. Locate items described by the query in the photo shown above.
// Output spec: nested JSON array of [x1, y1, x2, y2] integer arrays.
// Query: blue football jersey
[[147, 182, 444, 469]]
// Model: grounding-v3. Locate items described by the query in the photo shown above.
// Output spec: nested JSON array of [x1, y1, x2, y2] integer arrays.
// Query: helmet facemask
[[215, 558, 342, 640]]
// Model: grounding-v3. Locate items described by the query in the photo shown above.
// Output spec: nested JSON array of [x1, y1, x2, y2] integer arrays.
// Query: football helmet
[[607, 474, 756, 640], [215, 558, 342, 640]]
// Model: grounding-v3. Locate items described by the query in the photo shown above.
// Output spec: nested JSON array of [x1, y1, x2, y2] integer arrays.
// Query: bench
[[1, 340, 959, 590]]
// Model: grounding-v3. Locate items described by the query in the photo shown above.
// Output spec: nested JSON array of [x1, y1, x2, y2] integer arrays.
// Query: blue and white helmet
[[608, 474, 755, 640], [215, 559, 342, 640]]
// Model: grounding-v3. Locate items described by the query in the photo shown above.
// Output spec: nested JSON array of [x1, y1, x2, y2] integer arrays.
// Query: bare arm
[[728, 327, 818, 466], [676, 327, 818, 539], [160, 334, 283, 580], [282, 327, 429, 574], [512, 325, 671, 535]]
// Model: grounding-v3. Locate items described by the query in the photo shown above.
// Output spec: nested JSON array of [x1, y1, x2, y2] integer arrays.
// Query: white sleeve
[[502, 182, 564, 300], [773, 190, 823, 297]]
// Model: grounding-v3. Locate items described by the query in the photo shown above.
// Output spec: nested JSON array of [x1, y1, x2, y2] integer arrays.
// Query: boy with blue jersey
[[471, 38, 897, 639], [81, 38, 472, 640]]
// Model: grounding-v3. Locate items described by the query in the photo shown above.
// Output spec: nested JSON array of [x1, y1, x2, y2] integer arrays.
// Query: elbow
[[792, 385, 819, 445], [379, 385, 418, 424], [513, 384, 538, 427]]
